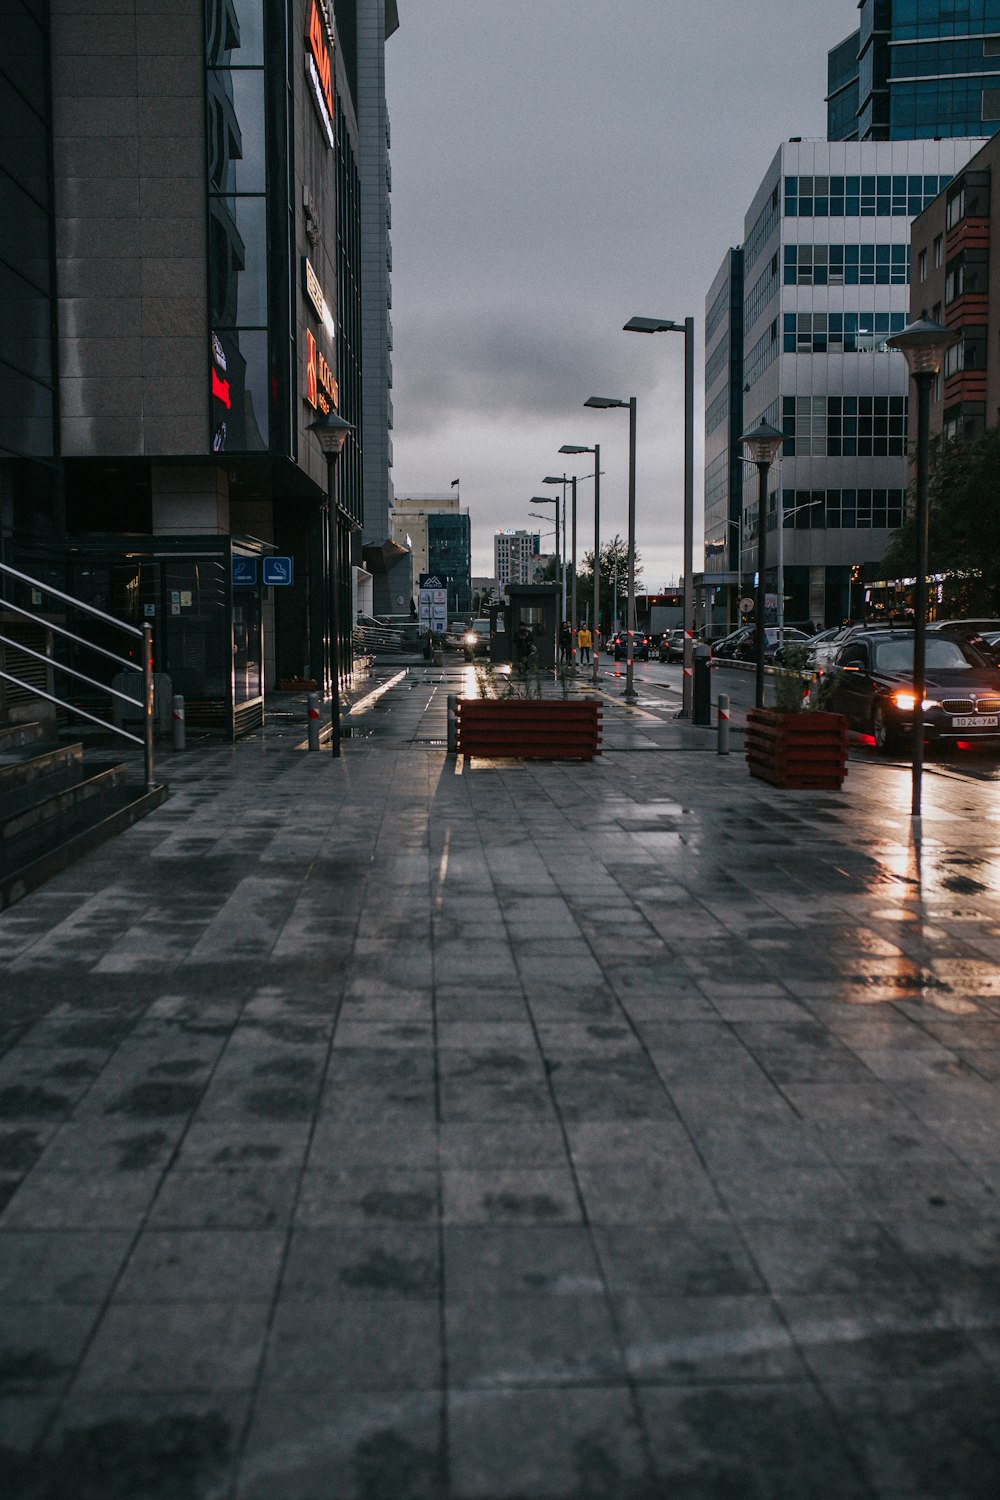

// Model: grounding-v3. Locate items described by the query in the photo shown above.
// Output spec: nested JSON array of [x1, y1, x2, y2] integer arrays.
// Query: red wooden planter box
[[745, 708, 848, 790], [455, 699, 602, 760]]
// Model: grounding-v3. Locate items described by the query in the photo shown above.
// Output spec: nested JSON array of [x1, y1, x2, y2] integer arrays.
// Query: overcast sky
[[385, 1, 851, 587]]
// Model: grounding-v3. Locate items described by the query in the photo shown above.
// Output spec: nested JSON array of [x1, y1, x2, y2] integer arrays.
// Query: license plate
[[951, 714, 998, 728]]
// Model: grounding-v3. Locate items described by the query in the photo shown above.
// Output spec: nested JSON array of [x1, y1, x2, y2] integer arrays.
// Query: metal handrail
[[0, 561, 155, 790], [0, 632, 143, 707], [0, 595, 139, 674], [0, 562, 143, 637]]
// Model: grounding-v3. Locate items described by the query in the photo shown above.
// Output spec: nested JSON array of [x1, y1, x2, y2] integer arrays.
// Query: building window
[[785, 174, 950, 218], [918, 248, 927, 281], [781, 488, 906, 531], [783, 311, 907, 354], [933, 233, 943, 268], [782, 395, 907, 458], [783, 243, 908, 286]]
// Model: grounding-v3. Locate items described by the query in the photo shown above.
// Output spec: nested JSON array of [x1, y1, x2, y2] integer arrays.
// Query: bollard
[[306, 692, 321, 752], [171, 694, 185, 752], [447, 693, 457, 754], [717, 693, 730, 755], [692, 643, 712, 726]]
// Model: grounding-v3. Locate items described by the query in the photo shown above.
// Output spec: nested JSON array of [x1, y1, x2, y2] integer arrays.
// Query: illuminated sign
[[304, 326, 338, 415], [305, 0, 335, 149], [302, 258, 336, 343], [211, 366, 231, 409]]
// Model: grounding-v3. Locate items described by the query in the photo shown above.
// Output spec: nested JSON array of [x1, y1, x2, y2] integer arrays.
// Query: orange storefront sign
[[306, 0, 333, 121]]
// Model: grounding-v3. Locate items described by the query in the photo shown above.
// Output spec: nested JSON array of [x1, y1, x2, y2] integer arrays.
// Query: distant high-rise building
[[391, 494, 472, 614], [494, 530, 542, 587], [828, 0, 1000, 142]]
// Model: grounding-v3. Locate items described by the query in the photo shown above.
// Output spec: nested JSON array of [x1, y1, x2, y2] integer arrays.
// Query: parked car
[[658, 629, 686, 662], [822, 629, 1000, 751], [801, 624, 857, 672], [711, 626, 810, 663], [927, 619, 1000, 665], [610, 631, 650, 661]]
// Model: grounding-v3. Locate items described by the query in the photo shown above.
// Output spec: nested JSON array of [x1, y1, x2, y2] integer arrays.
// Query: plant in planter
[[457, 660, 601, 760], [745, 643, 849, 790]]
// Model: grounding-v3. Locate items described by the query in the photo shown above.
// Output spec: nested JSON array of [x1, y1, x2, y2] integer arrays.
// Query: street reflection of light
[[461, 662, 478, 697]]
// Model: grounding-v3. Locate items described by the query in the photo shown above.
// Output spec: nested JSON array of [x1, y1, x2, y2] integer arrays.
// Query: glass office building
[[829, 0, 1000, 141]]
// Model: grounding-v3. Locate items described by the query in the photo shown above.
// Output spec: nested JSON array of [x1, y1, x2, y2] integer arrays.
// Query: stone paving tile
[[236, 1388, 444, 1500], [446, 1386, 647, 1500], [637, 1382, 871, 1498], [260, 1299, 441, 1393], [74, 1301, 272, 1392]]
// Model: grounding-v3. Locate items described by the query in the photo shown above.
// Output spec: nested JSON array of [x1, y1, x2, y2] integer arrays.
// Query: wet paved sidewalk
[[2, 665, 1000, 1498]]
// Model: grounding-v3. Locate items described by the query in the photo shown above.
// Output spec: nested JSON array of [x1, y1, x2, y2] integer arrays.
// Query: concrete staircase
[[0, 721, 167, 911]]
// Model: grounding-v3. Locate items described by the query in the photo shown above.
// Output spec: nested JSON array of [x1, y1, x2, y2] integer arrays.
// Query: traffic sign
[[232, 557, 258, 586], [739, 597, 754, 615], [263, 556, 294, 586]]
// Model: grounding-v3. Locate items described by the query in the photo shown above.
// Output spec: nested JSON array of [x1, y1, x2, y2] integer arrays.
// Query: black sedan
[[822, 630, 1000, 751], [610, 631, 650, 661]]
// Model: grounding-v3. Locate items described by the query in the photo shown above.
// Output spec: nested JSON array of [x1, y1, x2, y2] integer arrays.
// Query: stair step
[[0, 761, 127, 844], [0, 779, 168, 911], [0, 741, 83, 794], [0, 721, 46, 751]]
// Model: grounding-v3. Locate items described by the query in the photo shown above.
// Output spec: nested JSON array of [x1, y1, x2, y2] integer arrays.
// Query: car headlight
[[463, 633, 476, 645], [893, 692, 939, 712]]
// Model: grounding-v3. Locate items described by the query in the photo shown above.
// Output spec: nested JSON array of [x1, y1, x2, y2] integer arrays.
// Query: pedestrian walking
[[514, 622, 536, 668], [577, 624, 592, 664], [558, 621, 573, 665]]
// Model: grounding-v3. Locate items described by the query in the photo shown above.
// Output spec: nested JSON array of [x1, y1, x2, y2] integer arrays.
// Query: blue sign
[[263, 556, 294, 587], [232, 557, 258, 586]]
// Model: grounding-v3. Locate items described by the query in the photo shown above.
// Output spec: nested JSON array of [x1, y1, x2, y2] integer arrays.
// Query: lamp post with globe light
[[307, 410, 355, 758], [885, 313, 959, 820], [740, 419, 784, 709]]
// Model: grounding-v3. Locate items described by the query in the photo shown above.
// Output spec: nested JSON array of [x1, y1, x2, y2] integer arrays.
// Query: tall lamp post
[[530, 495, 561, 610], [886, 313, 958, 820], [308, 410, 355, 758], [560, 443, 601, 682], [543, 475, 571, 624], [740, 419, 784, 710], [623, 316, 694, 713], [585, 395, 638, 702]]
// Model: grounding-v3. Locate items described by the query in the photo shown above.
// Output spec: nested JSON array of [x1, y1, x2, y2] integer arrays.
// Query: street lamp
[[585, 395, 638, 702], [560, 443, 601, 683], [741, 418, 784, 709], [623, 315, 695, 714], [307, 409, 355, 758], [886, 312, 958, 820], [542, 476, 571, 625], [530, 496, 561, 613], [777, 497, 823, 641]]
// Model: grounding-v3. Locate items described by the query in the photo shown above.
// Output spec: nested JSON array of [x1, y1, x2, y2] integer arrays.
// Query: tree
[[881, 426, 1000, 612], [576, 535, 642, 630]]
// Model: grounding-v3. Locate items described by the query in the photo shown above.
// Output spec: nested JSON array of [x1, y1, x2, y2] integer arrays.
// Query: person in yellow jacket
[[577, 624, 592, 664]]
